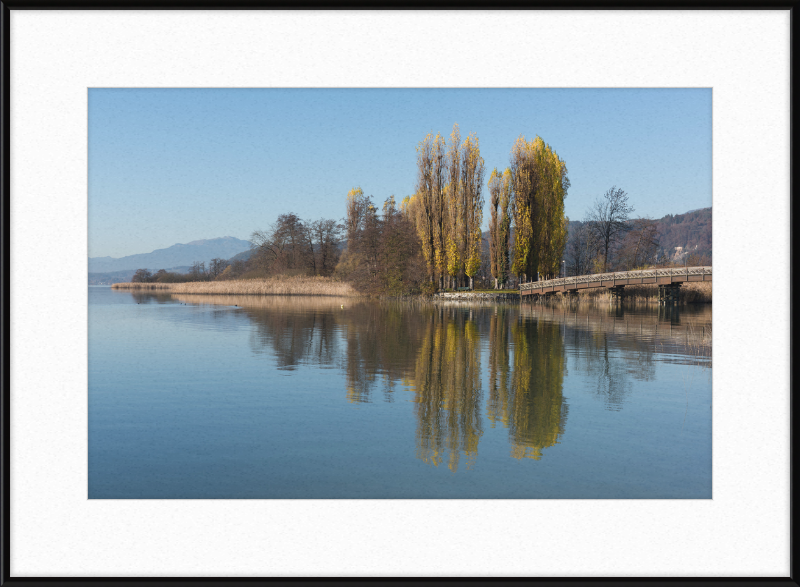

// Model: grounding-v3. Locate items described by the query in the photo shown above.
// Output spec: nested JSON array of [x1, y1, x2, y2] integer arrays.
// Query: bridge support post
[[610, 285, 625, 302], [658, 284, 681, 305]]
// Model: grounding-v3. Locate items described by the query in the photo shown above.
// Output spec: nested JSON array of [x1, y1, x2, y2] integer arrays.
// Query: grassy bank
[[113, 275, 358, 297]]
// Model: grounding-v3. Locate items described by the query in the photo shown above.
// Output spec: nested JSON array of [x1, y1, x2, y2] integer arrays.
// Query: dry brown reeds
[[172, 293, 355, 311], [680, 282, 712, 303], [111, 282, 172, 290], [169, 276, 357, 296]]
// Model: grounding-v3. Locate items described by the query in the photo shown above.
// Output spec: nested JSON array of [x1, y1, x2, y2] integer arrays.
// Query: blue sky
[[89, 88, 711, 259]]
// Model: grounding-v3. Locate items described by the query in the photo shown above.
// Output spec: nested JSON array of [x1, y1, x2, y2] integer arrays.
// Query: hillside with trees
[[654, 208, 712, 262], [563, 206, 711, 277]]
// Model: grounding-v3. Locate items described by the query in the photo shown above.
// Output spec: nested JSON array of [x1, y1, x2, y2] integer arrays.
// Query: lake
[[89, 286, 711, 498]]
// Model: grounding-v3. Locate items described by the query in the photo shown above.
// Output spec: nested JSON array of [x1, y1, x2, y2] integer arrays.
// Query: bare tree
[[585, 186, 635, 272], [131, 268, 153, 283], [189, 261, 207, 281], [250, 213, 311, 275], [249, 228, 283, 273], [310, 218, 344, 276], [208, 258, 228, 280], [274, 213, 310, 272], [616, 218, 659, 270], [566, 222, 593, 277]]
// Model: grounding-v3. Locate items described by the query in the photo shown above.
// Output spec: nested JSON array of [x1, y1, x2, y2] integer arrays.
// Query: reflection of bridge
[[518, 304, 712, 363], [520, 266, 712, 303]]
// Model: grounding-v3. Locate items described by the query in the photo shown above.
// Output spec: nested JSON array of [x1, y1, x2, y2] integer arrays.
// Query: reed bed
[[111, 282, 172, 290], [114, 276, 357, 296], [173, 293, 355, 311], [170, 276, 357, 296], [680, 282, 712, 303]]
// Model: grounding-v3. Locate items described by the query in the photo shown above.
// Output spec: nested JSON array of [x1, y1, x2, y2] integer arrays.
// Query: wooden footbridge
[[520, 266, 712, 303]]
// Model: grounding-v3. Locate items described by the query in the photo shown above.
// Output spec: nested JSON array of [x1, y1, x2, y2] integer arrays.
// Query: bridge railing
[[519, 266, 712, 292]]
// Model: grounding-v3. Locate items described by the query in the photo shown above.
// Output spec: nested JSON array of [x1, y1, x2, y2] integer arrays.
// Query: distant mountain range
[[89, 237, 252, 274]]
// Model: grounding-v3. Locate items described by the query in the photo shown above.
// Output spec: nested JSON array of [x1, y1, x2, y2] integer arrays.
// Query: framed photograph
[[3, 6, 792, 582]]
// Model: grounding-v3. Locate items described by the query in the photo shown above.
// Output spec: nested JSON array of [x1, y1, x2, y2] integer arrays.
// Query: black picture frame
[[1, 2, 795, 584]]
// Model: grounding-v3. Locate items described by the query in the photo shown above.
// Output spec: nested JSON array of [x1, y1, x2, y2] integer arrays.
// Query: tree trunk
[[469, 276, 474, 290]]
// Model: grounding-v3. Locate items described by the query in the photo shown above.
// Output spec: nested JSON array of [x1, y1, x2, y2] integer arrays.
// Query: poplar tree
[[413, 132, 448, 288], [498, 169, 512, 288], [414, 136, 436, 283], [510, 136, 569, 282], [488, 168, 502, 289], [445, 124, 463, 289], [400, 194, 415, 220], [345, 187, 368, 246], [431, 133, 448, 290], [415, 126, 484, 290], [488, 167, 512, 289], [461, 133, 485, 290]]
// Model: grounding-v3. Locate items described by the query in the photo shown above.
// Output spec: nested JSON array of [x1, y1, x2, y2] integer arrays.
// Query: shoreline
[[111, 275, 358, 297], [111, 279, 711, 304]]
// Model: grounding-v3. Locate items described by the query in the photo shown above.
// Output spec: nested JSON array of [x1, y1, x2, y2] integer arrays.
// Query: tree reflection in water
[[486, 309, 570, 460], [131, 292, 174, 304], [411, 308, 484, 471], [507, 317, 569, 459], [164, 294, 708, 470]]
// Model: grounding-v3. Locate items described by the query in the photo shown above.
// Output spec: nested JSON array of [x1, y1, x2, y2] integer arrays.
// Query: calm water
[[89, 287, 712, 498]]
